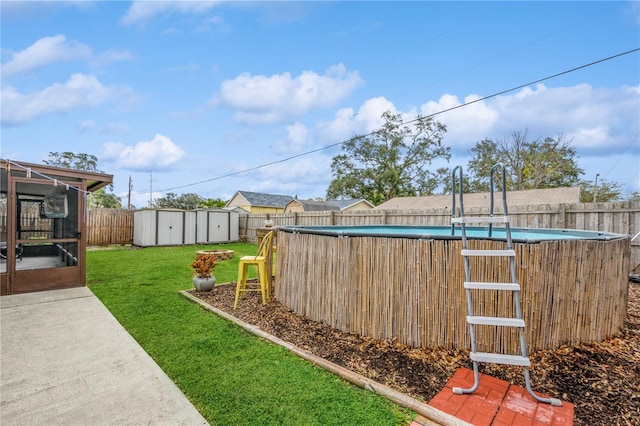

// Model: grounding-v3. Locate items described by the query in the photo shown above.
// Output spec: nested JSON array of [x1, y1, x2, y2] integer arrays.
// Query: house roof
[[286, 198, 374, 211], [330, 199, 374, 210], [374, 187, 581, 210], [286, 199, 340, 212], [233, 191, 293, 208]]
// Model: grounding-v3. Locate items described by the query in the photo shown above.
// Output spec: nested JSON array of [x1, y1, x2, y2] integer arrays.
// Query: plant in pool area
[[190, 253, 216, 278]]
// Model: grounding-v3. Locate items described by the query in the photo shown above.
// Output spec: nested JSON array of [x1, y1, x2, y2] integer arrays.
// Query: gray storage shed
[[133, 208, 239, 247], [195, 209, 239, 243]]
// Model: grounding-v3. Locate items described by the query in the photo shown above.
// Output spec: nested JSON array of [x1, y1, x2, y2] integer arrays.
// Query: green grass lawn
[[87, 243, 415, 425]]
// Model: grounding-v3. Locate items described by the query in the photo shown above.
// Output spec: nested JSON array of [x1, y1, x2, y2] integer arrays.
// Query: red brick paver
[[427, 368, 574, 426]]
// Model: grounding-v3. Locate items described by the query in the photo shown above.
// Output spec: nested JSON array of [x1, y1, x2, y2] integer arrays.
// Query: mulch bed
[[190, 281, 640, 425]]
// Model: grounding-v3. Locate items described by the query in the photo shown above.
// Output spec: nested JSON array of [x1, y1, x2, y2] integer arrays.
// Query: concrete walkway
[[1, 287, 208, 426]]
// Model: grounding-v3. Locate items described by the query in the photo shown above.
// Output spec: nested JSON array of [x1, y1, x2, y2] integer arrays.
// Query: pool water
[[285, 225, 623, 242]]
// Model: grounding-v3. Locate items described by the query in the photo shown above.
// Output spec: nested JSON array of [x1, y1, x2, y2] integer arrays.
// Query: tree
[[88, 188, 122, 208], [627, 192, 640, 202], [465, 138, 501, 192], [464, 130, 583, 191], [44, 151, 119, 200], [521, 135, 583, 189], [199, 198, 226, 208], [326, 111, 450, 204], [44, 152, 101, 172], [579, 178, 623, 202], [151, 193, 204, 210]]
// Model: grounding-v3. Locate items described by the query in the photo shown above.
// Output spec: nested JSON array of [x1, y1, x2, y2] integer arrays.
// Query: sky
[[1, 1, 639, 208]]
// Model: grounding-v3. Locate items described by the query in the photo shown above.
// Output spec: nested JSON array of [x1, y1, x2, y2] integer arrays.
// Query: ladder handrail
[[488, 163, 508, 237], [488, 163, 509, 216], [451, 165, 464, 236]]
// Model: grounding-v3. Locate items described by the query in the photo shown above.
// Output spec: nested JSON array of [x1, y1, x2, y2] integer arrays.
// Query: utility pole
[[593, 173, 599, 203], [149, 171, 153, 207], [127, 175, 133, 209]]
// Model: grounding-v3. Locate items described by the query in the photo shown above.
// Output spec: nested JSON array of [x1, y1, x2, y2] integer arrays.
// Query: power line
[[156, 47, 640, 193]]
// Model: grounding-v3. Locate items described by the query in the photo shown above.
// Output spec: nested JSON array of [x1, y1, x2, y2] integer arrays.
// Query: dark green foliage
[[327, 111, 450, 205]]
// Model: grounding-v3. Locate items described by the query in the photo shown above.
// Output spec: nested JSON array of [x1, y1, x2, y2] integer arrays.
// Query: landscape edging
[[180, 290, 471, 426]]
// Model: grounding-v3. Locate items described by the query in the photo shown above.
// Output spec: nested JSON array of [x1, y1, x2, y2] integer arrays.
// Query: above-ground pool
[[283, 225, 622, 242], [275, 225, 630, 352]]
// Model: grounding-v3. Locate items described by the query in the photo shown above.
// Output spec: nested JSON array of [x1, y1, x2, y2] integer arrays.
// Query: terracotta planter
[[193, 276, 216, 291]]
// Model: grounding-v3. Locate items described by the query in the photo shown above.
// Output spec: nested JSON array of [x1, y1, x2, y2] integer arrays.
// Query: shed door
[[157, 211, 184, 245], [208, 211, 229, 242], [8, 179, 83, 294]]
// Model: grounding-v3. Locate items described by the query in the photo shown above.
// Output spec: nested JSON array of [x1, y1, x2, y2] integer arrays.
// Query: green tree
[[464, 130, 583, 191], [326, 111, 450, 204], [44, 151, 119, 200], [521, 135, 583, 189], [466, 138, 501, 192], [88, 188, 122, 208], [151, 192, 204, 210], [579, 178, 623, 202], [199, 198, 226, 208], [44, 152, 101, 172], [627, 192, 640, 202]]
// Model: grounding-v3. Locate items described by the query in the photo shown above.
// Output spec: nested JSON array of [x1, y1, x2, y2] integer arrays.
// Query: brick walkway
[[425, 368, 574, 426]]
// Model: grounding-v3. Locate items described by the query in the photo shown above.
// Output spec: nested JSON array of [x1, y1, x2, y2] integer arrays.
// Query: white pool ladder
[[450, 164, 561, 406]]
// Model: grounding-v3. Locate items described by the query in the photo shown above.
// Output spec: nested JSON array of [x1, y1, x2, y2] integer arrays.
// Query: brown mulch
[[190, 282, 640, 426]]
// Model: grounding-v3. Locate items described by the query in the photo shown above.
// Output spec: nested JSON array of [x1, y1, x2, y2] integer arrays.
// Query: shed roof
[[374, 187, 581, 210]]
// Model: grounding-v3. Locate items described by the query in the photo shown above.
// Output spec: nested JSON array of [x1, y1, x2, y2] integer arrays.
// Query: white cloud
[[417, 84, 639, 154], [90, 48, 134, 68], [121, 1, 222, 26], [1, 34, 91, 78], [273, 122, 311, 154], [420, 93, 498, 149], [214, 63, 363, 125], [320, 96, 395, 143], [1, 73, 118, 125], [100, 122, 131, 135], [102, 134, 187, 171], [245, 155, 333, 197]]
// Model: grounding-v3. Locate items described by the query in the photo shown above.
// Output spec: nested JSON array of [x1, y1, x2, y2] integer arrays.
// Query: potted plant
[[190, 253, 217, 291]]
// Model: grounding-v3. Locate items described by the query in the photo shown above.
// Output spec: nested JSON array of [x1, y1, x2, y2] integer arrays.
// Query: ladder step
[[470, 352, 531, 367], [464, 281, 520, 291], [451, 216, 509, 224], [467, 316, 525, 327], [461, 249, 516, 257]]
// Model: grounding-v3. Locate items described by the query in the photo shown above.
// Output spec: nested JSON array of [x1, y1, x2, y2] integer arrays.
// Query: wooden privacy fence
[[241, 201, 640, 266], [86, 208, 133, 246], [81, 202, 639, 263], [275, 230, 630, 352]]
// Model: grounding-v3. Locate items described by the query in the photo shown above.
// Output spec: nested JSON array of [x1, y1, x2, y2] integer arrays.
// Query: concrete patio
[[0, 287, 208, 425]]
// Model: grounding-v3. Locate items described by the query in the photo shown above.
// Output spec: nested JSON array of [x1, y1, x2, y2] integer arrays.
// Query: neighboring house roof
[[330, 199, 375, 210], [227, 190, 293, 208], [285, 198, 375, 212], [286, 199, 340, 212], [374, 187, 581, 210]]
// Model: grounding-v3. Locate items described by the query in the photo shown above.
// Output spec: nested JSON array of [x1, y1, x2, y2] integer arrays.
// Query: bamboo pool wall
[[275, 231, 630, 353]]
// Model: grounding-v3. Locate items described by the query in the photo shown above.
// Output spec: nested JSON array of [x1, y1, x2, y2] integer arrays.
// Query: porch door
[[9, 178, 84, 293]]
